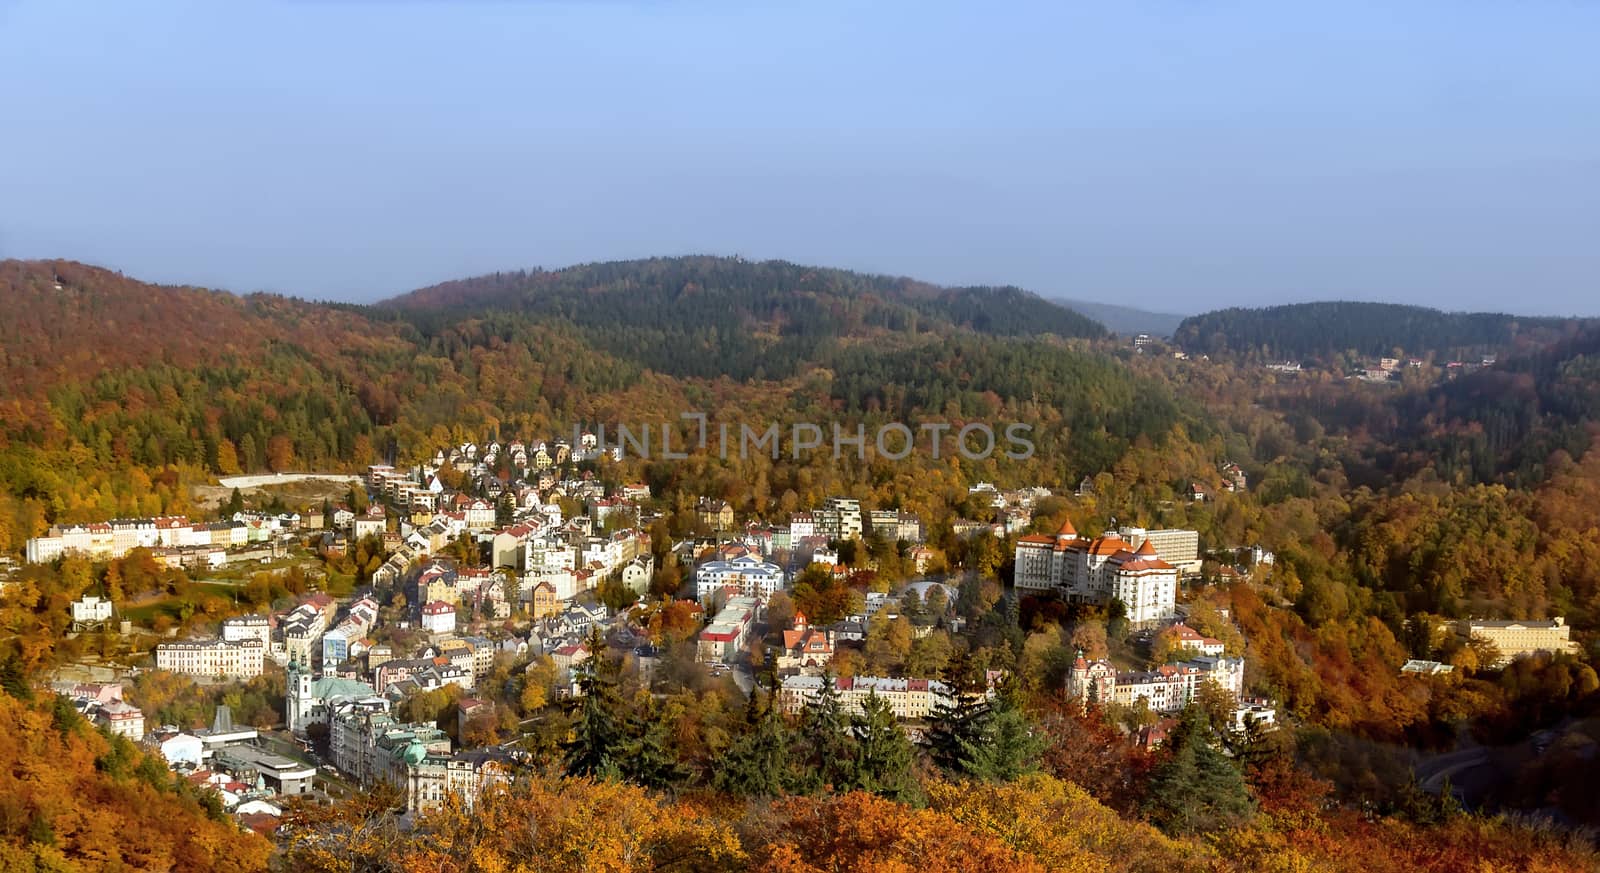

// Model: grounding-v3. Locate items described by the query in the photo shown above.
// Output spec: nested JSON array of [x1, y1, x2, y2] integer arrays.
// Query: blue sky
[[1, 1, 1596, 314]]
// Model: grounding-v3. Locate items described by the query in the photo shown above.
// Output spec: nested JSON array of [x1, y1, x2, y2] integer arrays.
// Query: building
[[1456, 618, 1581, 668], [96, 700, 145, 740], [695, 555, 785, 601], [213, 745, 317, 797], [696, 498, 735, 531], [1065, 655, 1244, 713], [155, 638, 265, 679], [815, 497, 863, 540], [776, 611, 833, 673], [1116, 527, 1202, 576], [421, 600, 457, 635], [778, 674, 954, 720], [221, 614, 271, 649], [71, 595, 114, 625], [286, 666, 380, 734], [696, 596, 759, 663], [1013, 521, 1178, 626], [868, 510, 924, 544], [1166, 622, 1226, 657]]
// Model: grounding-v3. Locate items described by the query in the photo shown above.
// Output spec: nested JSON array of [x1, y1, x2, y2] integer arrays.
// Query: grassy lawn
[[122, 582, 251, 624]]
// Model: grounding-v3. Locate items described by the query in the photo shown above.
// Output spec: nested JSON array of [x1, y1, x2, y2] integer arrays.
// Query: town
[[21, 435, 1582, 838]]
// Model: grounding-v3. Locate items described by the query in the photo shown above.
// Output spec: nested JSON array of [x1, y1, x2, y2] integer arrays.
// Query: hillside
[[1173, 301, 1588, 363], [385, 256, 1107, 381], [1053, 298, 1187, 338], [0, 257, 1188, 556], [0, 683, 271, 871]]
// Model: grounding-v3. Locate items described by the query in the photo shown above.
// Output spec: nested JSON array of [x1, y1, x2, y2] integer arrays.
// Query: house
[[1166, 622, 1226, 657], [1186, 482, 1210, 502], [96, 700, 145, 740], [696, 498, 735, 531], [620, 555, 655, 595], [778, 675, 954, 720], [550, 644, 590, 681], [352, 505, 386, 541], [421, 601, 457, 635], [776, 611, 833, 673]]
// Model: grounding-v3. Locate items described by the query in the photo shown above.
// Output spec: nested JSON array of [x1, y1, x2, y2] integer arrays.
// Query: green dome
[[402, 741, 428, 766]]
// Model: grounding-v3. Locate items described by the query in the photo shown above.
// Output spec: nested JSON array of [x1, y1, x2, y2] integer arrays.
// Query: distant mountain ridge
[[383, 255, 1107, 381], [1174, 301, 1591, 363], [1050, 298, 1187, 338]]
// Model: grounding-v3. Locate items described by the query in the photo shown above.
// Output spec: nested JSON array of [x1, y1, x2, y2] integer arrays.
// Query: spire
[[1055, 518, 1078, 539], [1135, 539, 1158, 557]]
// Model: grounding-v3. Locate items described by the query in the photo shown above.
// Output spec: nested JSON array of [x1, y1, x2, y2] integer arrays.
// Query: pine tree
[[716, 684, 794, 797], [564, 628, 624, 779], [848, 691, 920, 804], [924, 693, 986, 774], [797, 671, 856, 792], [619, 706, 684, 791], [956, 691, 1043, 782], [1143, 706, 1254, 834], [223, 488, 244, 518]]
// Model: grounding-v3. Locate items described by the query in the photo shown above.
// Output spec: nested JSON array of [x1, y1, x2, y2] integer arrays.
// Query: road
[[217, 473, 363, 489]]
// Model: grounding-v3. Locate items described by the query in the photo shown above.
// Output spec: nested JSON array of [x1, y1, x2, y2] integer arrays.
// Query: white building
[[421, 600, 457, 635], [695, 555, 786, 600], [1116, 526, 1202, 576], [221, 614, 271, 649], [696, 596, 760, 663], [71, 595, 114, 624], [155, 638, 265, 679], [1013, 521, 1178, 626], [778, 674, 954, 720], [96, 700, 145, 740], [1065, 655, 1244, 713]]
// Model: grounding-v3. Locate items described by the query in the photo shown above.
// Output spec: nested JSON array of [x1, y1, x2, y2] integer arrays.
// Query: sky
[[1, 1, 1597, 315]]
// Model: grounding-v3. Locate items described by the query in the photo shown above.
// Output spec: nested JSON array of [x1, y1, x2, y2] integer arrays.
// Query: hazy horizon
[[2, 1, 1597, 315]]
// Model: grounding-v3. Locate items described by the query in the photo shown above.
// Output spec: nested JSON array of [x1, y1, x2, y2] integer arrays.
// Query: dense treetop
[[1174, 301, 1588, 363]]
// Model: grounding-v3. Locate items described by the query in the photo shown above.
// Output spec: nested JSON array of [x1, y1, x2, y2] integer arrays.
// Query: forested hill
[[1174, 301, 1587, 363], [382, 256, 1106, 380], [0, 257, 1193, 555]]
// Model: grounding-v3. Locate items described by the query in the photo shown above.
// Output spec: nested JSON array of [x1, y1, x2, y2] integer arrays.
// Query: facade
[[778, 674, 954, 720], [868, 510, 924, 543], [1065, 655, 1244, 714], [1457, 618, 1581, 667], [695, 555, 785, 601], [696, 596, 759, 663], [815, 497, 863, 540], [1013, 521, 1177, 626], [1116, 527, 1202, 575], [421, 600, 457, 634], [155, 638, 265, 679], [96, 700, 145, 739], [776, 612, 833, 672], [71, 595, 114, 624], [221, 614, 272, 649], [286, 666, 379, 734]]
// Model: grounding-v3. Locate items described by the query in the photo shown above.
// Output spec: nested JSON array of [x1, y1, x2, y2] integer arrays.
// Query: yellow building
[[1457, 617, 1581, 667]]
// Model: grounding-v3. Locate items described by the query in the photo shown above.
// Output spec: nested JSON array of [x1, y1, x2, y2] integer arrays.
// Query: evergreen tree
[[619, 705, 685, 791], [924, 693, 986, 774], [1143, 706, 1255, 835], [223, 488, 244, 518], [496, 492, 516, 528], [955, 691, 1043, 782], [797, 671, 856, 792], [716, 684, 794, 797], [848, 691, 920, 804], [563, 628, 624, 780]]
